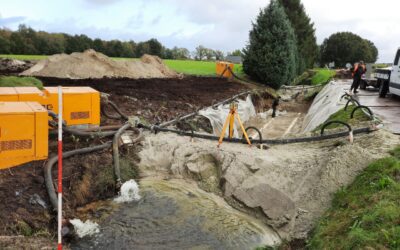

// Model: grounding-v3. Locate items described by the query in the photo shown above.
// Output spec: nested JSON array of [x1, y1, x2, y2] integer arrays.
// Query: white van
[[376, 47, 400, 97]]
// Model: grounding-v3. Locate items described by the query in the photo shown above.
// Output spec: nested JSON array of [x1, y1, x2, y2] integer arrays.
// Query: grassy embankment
[[294, 68, 336, 86], [314, 106, 371, 131], [0, 76, 43, 89], [309, 145, 400, 249]]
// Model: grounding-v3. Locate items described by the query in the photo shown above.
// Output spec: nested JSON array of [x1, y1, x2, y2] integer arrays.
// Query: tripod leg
[[236, 113, 252, 146], [229, 111, 235, 138], [218, 113, 232, 146]]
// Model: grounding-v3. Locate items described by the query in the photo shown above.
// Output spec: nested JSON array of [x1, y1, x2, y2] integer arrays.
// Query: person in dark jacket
[[350, 61, 366, 94], [272, 96, 281, 118]]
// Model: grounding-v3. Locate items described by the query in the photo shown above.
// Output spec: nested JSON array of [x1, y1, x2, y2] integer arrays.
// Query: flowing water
[[71, 179, 280, 250]]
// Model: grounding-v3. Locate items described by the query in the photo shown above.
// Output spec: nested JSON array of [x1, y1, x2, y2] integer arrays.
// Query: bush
[[320, 32, 378, 67]]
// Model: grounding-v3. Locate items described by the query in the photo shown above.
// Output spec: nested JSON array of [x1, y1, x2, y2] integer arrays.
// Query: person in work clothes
[[350, 61, 366, 94], [272, 96, 281, 118]]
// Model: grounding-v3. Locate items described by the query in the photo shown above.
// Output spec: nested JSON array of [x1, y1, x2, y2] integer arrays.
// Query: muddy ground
[[0, 76, 255, 244], [38, 76, 251, 124]]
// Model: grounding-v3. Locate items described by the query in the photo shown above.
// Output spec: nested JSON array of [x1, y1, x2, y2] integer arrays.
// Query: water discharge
[[114, 179, 141, 203], [72, 178, 280, 249], [69, 219, 100, 238]]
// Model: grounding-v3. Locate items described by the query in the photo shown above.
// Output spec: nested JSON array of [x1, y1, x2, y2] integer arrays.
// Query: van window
[[394, 50, 400, 65]]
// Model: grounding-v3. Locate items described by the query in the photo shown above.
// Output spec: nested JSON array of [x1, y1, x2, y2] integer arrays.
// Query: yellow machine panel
[[216, 61, 234, 78], [0, 86, 100, 127], [0, 102, 48, 169]]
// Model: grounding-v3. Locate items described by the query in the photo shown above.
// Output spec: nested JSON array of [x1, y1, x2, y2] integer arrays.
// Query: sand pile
[[21, 49, 177, 79]]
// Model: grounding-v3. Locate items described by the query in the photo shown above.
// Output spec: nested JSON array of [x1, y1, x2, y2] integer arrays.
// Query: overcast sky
[[0, 0, 398, 62]]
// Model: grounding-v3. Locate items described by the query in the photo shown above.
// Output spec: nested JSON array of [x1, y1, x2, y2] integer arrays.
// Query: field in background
[[0, 76, 43, 89], [0, 54, 244, 77]]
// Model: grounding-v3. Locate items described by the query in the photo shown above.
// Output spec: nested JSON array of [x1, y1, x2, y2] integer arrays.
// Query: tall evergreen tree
[[278, 0, 318, 73], [243, 0, 297, 89]]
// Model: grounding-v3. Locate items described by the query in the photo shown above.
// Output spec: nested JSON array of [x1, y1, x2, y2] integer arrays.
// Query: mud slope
[[137, 130, 400, 240]]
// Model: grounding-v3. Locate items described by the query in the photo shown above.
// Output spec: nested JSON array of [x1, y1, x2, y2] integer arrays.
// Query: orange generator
[[216, 61, 234, 78], [0, 86, 100, 128], [0, 102, 48, 169]]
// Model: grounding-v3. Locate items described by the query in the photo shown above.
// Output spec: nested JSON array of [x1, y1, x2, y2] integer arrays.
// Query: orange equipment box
[[0, 86, 100, 127], [0, 102, 48, 169], [216, 61, 234, 78]]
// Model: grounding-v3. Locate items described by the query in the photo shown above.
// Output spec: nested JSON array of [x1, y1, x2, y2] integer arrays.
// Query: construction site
[[0, 48, 399, 249]]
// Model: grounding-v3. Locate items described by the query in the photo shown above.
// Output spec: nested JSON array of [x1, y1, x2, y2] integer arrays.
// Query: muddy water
[[72, 179, 280, 250]]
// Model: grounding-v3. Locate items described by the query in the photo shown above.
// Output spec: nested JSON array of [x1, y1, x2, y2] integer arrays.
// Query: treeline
[[0, 25, 243, 61], [0, 25, 189, 59]]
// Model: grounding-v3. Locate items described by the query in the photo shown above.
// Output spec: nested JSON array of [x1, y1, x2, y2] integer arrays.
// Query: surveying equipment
[[218, 102, 252, 147]]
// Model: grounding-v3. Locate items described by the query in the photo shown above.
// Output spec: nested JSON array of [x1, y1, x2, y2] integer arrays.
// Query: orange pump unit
[[216, 61, 234, 78], [0, 87, 100, 127], [0, 102, 48, 169]]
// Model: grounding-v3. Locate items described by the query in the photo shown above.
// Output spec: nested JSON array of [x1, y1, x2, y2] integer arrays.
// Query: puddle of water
[[71, 179, 280, 250]]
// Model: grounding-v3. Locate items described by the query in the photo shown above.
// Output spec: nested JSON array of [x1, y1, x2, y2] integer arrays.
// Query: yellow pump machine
[[0, 86, 101, 169], [0, 102, 48, 169], [0, 86, 100, 127]]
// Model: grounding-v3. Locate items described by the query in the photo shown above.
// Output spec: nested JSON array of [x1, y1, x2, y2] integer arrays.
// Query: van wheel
[[379, 80, 389, 98], [360, 80, 367, 90]]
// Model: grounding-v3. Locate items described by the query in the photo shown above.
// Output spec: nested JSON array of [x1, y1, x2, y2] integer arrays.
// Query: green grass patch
[[164, 59, 244, 77], [0, 54, 48, 60], [314, 106, 370, 131], [308, 145, 400, 249], [311, 69, 336, 85], [0, 76, 43, 89]]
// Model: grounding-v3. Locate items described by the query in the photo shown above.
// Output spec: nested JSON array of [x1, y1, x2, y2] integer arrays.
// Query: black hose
[[351, 105, 373, 119], [108, 101, 129, 120], [320, 121, 352, 135], [139, 124, 372, 145], [113, 123, 131, 188], [49, 120, 119, 138], [344, 98, 360, 111], [44, 142, 112, 211], [244, 126, 263, 144], [64, 126, 117, 138], [112, 124, 143, 189], [101, 103, 122, 120]]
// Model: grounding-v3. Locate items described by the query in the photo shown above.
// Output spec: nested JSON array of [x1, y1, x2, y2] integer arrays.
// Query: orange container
[[0, 86, 100, 127], [216, 61, 234, 78], [0, 102, 48, 169]]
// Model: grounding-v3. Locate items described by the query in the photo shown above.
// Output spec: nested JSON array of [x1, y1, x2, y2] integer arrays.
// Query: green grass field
[[309, 146, 400, 249], [0, 76, 43, 89], [0, 54, 244, 77]]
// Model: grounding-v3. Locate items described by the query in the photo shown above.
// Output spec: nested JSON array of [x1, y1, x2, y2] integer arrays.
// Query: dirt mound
[[0, 58, 34, 74], [21, 49, 177, 79]]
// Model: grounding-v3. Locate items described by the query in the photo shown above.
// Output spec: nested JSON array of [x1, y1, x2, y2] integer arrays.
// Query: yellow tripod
[[218, 102, 252, 147]]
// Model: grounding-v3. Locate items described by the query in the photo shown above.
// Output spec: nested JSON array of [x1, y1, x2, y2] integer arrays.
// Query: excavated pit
[[137, 130, 399, 240]]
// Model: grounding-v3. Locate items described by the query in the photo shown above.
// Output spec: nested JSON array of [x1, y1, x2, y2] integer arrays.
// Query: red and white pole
[[57, 86, 63, 250]]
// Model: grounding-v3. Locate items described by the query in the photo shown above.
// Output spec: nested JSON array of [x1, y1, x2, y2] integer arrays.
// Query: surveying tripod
[[217, 102, 252, 147]]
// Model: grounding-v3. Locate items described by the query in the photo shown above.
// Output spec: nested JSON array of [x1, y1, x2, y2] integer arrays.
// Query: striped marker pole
[[57, 86, 63, 250]]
